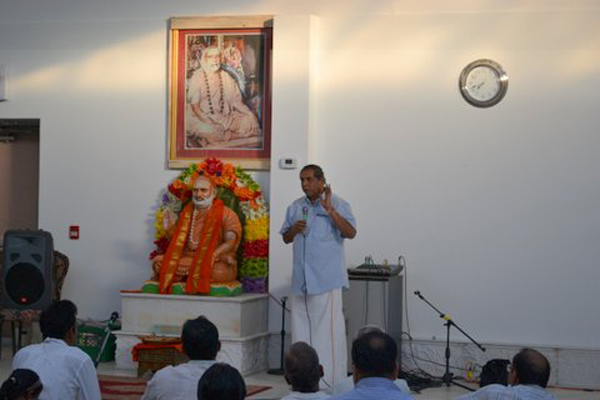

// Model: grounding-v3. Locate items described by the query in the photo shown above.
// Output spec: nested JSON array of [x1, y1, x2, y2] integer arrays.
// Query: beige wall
[[0, 131, 39, 241]]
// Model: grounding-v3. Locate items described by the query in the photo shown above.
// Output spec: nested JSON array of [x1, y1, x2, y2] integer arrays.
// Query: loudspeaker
[[1, 229, 55, 310]]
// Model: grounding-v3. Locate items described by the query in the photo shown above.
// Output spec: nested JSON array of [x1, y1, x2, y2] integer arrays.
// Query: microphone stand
[[94, 311, 120, 368], [268, 296, 288, 375], [414, 291, 485, 391]]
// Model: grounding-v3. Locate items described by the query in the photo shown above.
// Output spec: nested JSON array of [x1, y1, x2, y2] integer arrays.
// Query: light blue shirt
[[456, 383, 557, 400], [332, 376, 410, 396], [329, 377, 413, 400], [280, 194, 356, 295]]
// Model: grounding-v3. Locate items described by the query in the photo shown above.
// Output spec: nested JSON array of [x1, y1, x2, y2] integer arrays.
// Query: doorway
[[0, 119, 40, 247]]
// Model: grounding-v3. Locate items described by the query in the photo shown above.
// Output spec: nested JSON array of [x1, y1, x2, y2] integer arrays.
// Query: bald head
[[356, 324, 382, 339], [511, 348, 551, 388], [284, 342, 322, 393], [352, 331, 398, 380]]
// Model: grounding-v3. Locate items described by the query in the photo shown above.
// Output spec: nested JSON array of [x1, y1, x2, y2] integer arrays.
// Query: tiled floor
[[1, 346, 598, 399]]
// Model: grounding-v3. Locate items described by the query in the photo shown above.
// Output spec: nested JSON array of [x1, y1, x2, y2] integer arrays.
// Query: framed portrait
[[168, 16, 273, 169]]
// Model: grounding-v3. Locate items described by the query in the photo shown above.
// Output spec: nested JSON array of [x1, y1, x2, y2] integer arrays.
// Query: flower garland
[[150, 158, 269, 293]]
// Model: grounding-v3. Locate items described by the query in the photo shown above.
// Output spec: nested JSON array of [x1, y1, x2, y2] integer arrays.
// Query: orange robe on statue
[[157, 199, 242, 294]]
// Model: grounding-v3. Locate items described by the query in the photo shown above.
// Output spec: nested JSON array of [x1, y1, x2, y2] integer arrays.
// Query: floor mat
[[98, 374, 271, 399]]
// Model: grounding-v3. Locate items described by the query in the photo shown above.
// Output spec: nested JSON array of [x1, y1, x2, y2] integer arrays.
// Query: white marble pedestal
[[114, 292, 269, 376]]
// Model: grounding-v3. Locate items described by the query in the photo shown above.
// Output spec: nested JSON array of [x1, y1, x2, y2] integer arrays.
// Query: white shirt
[[332, 376, 411, 396], [456, 383, 557, 400], [282, 391, 331, 400], [141, 359, 216, 400], [12, 338, 101, 400]]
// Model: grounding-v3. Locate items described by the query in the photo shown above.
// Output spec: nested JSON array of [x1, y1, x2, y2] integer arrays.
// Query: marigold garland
[[243, 217, 269, 242], [151, 158, 269, 293]]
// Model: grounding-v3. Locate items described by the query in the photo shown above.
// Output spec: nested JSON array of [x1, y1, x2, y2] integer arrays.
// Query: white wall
[[1, 0, 599, 353], [310, 9, 600, 349], [267, 15, 313, 323]]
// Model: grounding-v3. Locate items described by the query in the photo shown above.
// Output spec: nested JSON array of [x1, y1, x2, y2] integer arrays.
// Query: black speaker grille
[[5, 262, 45, 306]]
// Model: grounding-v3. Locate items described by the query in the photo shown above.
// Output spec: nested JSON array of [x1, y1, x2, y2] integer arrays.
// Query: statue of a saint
[[149, 175, 242, 294]]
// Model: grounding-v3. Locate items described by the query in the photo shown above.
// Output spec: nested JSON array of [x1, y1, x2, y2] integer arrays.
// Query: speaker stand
[[0, 311, 36, 360]]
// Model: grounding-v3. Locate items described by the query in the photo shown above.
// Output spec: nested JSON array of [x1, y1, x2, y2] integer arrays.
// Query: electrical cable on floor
[[399, 258, 467, 392], [409, 353, 469, 372], [401, 259, 432, 377]]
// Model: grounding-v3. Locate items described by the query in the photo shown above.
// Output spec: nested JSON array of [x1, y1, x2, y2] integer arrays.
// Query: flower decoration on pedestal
[[150, 158, 269, 293]]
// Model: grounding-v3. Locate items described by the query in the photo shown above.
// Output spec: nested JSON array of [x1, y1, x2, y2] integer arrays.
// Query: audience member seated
[[197, 363, 246, 400], [479, 358, 510, 388], [282, 342, 330, 399], [0, 369, 43, 400], [332, 325, 410, 396], [11, 300, 101, 400], [142, 315, 220, 400], [457, 348, 556, 400], [330, 331, 413, 400]]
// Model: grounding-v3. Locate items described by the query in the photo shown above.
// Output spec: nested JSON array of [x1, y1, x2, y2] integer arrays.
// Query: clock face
[[459, 59, 508, 108], [465, 66, 500, 102]]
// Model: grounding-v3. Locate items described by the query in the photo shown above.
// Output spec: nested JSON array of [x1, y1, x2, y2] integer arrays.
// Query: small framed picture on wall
[[167, 16, 273, 170]]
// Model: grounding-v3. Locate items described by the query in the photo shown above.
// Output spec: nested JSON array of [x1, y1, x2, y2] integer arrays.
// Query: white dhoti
[[290, 288, 347, 392]]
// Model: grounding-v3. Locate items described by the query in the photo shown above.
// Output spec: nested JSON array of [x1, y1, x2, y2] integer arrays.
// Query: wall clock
[[459, 59, 508, 108]]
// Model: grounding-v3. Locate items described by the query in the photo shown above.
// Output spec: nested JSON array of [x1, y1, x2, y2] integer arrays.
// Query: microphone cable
[[301, 206, 313, 346]]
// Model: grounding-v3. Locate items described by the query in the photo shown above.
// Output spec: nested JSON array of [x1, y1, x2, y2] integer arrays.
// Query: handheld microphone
[[301, 207, 309, 237], [302, 207, 309, 221]]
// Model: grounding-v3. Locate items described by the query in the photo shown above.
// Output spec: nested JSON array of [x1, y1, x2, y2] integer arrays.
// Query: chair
[[0, 250, 69, 358]]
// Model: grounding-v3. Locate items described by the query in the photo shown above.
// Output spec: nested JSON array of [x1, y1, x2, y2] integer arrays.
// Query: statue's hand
[[212, 252, 236, 266], [152, 254, 164, 267], [179, 257, 193, 269], [223, 254, 236, 266], [151, 255, 164, 280]]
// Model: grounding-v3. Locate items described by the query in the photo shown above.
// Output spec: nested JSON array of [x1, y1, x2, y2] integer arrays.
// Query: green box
[[77, 321, 120, 363]]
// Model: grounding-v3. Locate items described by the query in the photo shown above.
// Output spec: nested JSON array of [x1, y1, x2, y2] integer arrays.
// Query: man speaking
[[280, 164, 357, 390]]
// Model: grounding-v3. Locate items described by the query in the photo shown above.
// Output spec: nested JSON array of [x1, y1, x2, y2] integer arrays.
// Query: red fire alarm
[[69, 225, 80, 240]]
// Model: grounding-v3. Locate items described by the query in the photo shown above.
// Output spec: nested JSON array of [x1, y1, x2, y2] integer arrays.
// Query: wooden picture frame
[[168, 16, 273, 169]]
